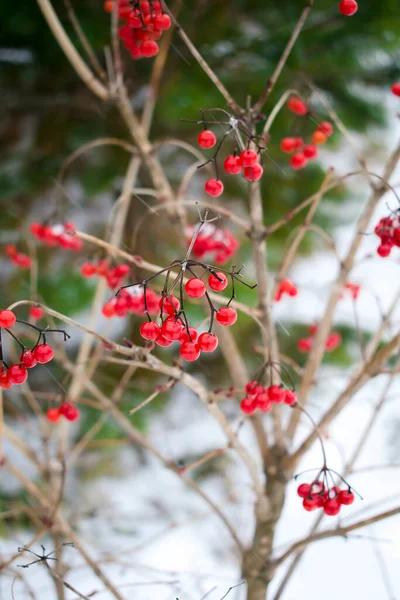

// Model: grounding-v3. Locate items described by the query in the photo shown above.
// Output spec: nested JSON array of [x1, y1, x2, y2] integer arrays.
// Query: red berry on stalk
[[302, 497, 320, 511], [155, 334, 173, 347], [280, 138, 297, 153], [244, 164, 263, 182], [185, 278, 206, 299], [208, 272, 228, 292], [287, 97, 308, 116], [0, 310, 16, 329], [0, 372, 12, 389], [46, 408, 61, 423], [325, 332, 342, 351], [161, 318, 183, 341], [338, 489, 355, 505], [205, 179, 224, 197], [304, 144, 318, 159], [377, 243, 393, 257], [317, 121, 334, 136], [290, 153, 307, 170], [141, 40, 159, 58], [223, 155, 243, 174], [102, 301, 116, 318], [240, 149, 258, 167], [140, 321, 160, 340], [33, 343, 54, 364], [20, 350, 38, 369], [179, 327, 198, 344], [198, 130, 216, 149], [392, 83, 400, 97], [323, 497, 341, 516], [283, 389, 297, 406], [81, 263, 97, 277], [339, 0, 358, 16], [268, 385, 285, 403], [197, 332, 219, 352], [30, 307, 44, 320], [297, 483, 311, 498], [60, 402, 80, 422], [180, 341, 201, 362], [8, 365, 28, 385], [153, 13, 171, 30], [312, 130, 327, 145], [216, 307, 237, 326], [240, 397, 256, 414], [159, 295, 180, 315], [297, 337, 313, 352]]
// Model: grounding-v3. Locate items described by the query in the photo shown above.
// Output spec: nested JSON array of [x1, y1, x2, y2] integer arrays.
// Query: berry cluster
[[102, 287, 159, 318], [339, 0, 358, 16], [46, 401, 80, 423], [298, 480, 355, 516], [104, 0, 171, 60], [297, 325, 342, 353], [30, 222, 82, 251], [81, 260, 130, 290], [0, 309, 69, 390], [374, 216, 400, 257], [281, 106, 334, 171], [5, 245, 32, 269], [240, 382, 297, 414], [186, 223, 239, 265], [274, 279, 298, 302]]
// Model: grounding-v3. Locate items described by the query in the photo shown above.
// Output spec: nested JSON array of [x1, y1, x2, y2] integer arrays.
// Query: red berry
[[302, 497, 320, 511], [216, 307, 237, 326], [325, 332, 342, 351], [205, 179, 224, 197], [179, 327, 198, 344], [208, 272, 228, 292], [20, 350, 38, 369], [280, 138, 297, 153], [102, 301, 116, 318], [155, 334, 173, 347], [81, 263, 97, 277], [141, 40, 159, 57], [153, 13, 171, 30], [161, 318, 183, 341], [290, 152, 307, 170], [256, 393, 272, 412], [7, 365, 28, 385], [198, 130, 216, 149], [29, 307, 44, 320], [240, 397, 256, 414], [0, 310, 16, 329], [223, 155, 243, 174], [46, 408, 61, 423], [303, 144, 318, 159], [297, 483, 311, 498], [159, 295, 180, 315], [377, 243, 393, 257], [283, 389, 297, 406], [287, 97, 308, 116], [60, 402, 80, 422], [140, 321, 160, 340], [317, 121, 334, 136], [244, 164, 263, 182], [185, 278, 206, 299], [113, 264, 130, 278], [323, 497, 341, 516], [180, 341, 201, 362], [197, 332, 219, 352], [312, 131, 327, 145], [33, 343, 54, 364], [240, 149, 258, 167], [297, 337, 313, 352], [0, 371, 12, 389], [339, 0, 358, 16], [392, 83, 400, 97], [338, 489, 355, 505]]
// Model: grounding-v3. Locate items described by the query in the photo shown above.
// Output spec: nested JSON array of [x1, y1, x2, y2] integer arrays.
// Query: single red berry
[[268, 385, 285, 403], [7, 365, 28, 385], [302, 497, 320, 511], [140, 321, 160, 340], [216, 307, 237, 327], [312, 130, 327, 145], [304, 144, 318, 159], [287, 97, 308, 116], [240, 397, 256, 414], [325, 332, 342, 351], [297, 483, 311, 498], [46, 408, 61, 423], [208, 272, 228, 292], [392, 83, 400, 97], [155, 333, 173, 347], [81, 263, 97, 277], [338, 489, 355, 505], [240, 149, 258, 167], [0, 310, 16, 329], [290, 152, 307, 170], [33, 343, 54, 364], [113, 264, 130, 278], [198, 130, 216, 149], [256, 393, 272, 412], [141, 40, 159, 57], [339, 0, 358, 16], [60, 402, 80, 422], [297, 337, 313, 352], [317, 121, 334, 136], [179, 327, 198, 344], [223, 155, 243, 174], [159, 295, 180, 315], [29, 307, 44, 320], [185, 278, 206, 299], [0, 371, 12, 389], [205, 179, 224, 197], [244, 163, 264, 182], [323, 497, 341, 516], [161, 318, 184, 341], [153, 13, 171, 30], [377, 243, 393, 257], [20, 350, 38, 369], [245, 381, 258, 395], [283, 389, 297, 406], [280, 138, 297, 153], [197, 332, 219, 352], [102, 301, 116, 318], [5, 244, 16, 257], [180, 341, 201, 362]]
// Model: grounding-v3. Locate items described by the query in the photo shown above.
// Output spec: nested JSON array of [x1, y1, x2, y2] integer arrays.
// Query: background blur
[[1, 1, 400, 598]]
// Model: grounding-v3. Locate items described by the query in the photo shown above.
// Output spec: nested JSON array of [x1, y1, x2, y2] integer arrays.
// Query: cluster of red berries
[[186, 223, 239, 265], [104, 0, 171, 60], [30, 222, 82, 251], [102, 287, 159, 318], [339, 0, 358, 16], [0, 309, 68, 390], [81, 260, 131, 290], [281, 106, 334, 171], [5, 245, 32, 269], [274, 279, 298, 302], [392, 83, 400, 97], [297, 325, 342, 353], [46, 402, 80, 423], [298, 480, 355, 515], [374, 216, 400, 257], [240, 382, 297, 415]]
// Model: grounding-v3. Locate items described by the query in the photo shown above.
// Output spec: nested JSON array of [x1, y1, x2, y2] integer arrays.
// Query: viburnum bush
[[2, 1, 400, 600]]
